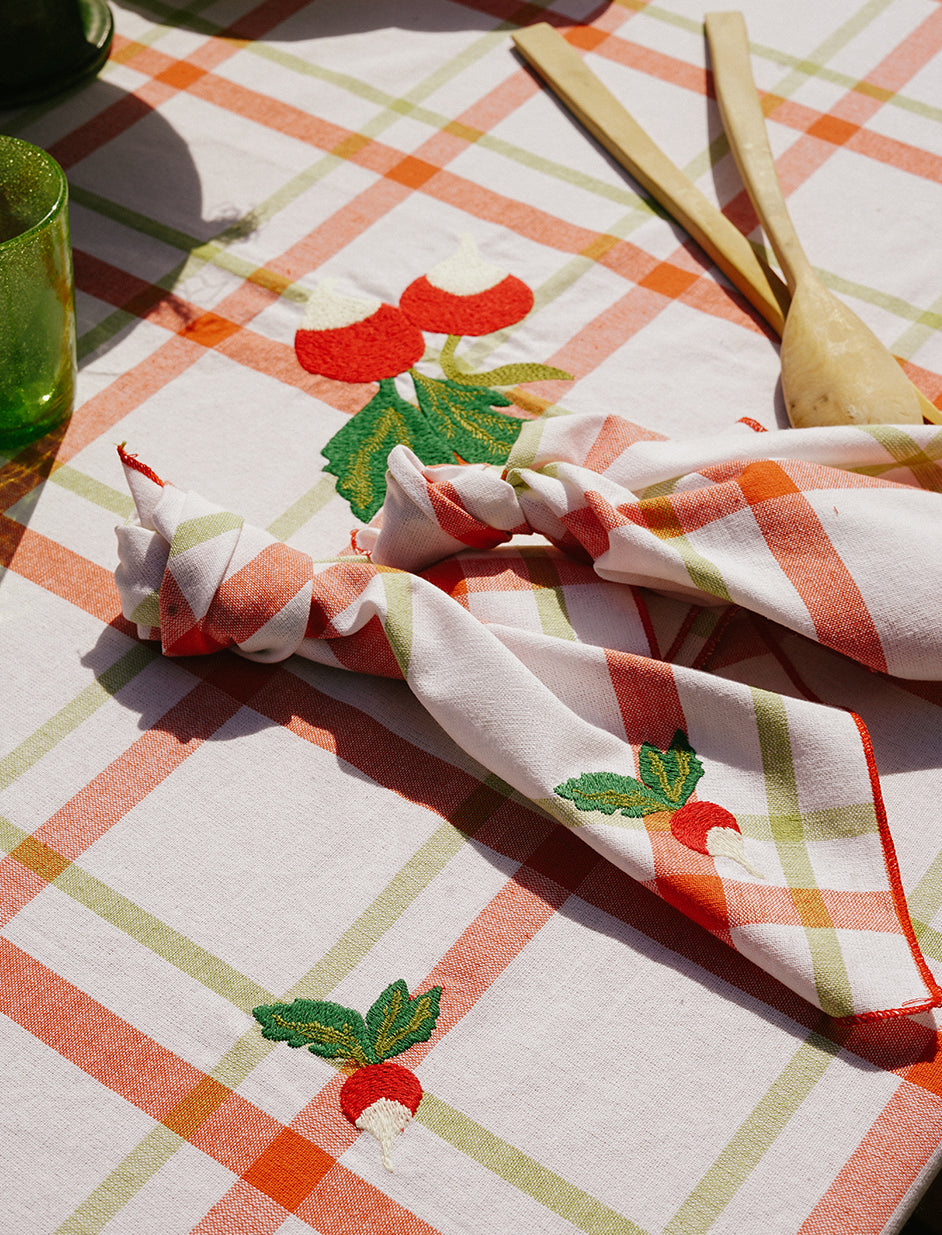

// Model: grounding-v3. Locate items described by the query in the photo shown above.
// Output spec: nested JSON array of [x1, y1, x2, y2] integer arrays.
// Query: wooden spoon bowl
[[705, 11, 923, 427], [781, 278, 924, 426]]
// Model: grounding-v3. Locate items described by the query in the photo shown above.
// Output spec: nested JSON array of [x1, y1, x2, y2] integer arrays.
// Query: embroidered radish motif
[[670, 799, 764, 878], [554, 730, 764, 878], [339, 1062, 424, 1171], [253, 980, 441, 1171], [295, 280, 425, 383], [401, 234, 571, 389], [400, 232, 535, 337], [292, 239, 572, 521]]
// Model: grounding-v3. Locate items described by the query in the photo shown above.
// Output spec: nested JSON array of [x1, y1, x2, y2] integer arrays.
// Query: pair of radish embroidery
[[253, 980, 441, 1171], [293, 234, 571, 521], [555, 730, 763, 877]]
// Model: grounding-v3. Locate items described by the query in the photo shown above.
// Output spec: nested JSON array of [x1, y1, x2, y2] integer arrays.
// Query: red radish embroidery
[[292, 238, 572, 522], [295, 281, 425, 383], [253, 981, 440, 1171], [669, 800, 764, 878], [554, 730, 764, 878], [340, 1062, 424, 1171], [400, 232, 535, 337], [401, 234, 571, 389]]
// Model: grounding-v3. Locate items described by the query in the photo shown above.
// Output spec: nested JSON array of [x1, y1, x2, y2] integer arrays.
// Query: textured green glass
[[0, 136, 76, 452]]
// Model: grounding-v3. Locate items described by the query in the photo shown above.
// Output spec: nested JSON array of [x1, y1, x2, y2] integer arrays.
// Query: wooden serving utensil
[[705, 10, 924, 427], [512, 21, 789, 334], [511, 22, 941, 425]]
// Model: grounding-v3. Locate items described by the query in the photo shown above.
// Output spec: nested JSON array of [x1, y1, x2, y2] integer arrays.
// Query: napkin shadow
[[91, 640, 939, 1072], [559, 871, 940, 1072]]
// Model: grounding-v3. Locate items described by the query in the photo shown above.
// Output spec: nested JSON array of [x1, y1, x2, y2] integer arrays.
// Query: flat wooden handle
[[513, 21, 942, 424], [511, 22, 788, 334], [915, 387, 942, 424], [705, 11, 811, 291]]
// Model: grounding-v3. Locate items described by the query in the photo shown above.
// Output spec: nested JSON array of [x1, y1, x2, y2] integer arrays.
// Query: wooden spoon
[[705, 10, 923, 427], [512, 22, 789, 333], [512, 23, 939, 425]]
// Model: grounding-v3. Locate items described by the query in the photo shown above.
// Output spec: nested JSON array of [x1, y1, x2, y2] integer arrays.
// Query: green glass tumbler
[[0, 136, 76, 453]]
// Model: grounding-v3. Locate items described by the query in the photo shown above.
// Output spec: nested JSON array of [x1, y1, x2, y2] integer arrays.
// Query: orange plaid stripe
[[646, 828, 734, 940], [67, 5, 942, 440], [427, 481, 515, 550], [725, 882, 907, 933], [305, 562, 386, 637], [1, 5, 939, 1229], [575, 23, 708, 95], [798, 1083, 942, 1234], [584, 414, 666, 473], [327, 615, 407, 679], [736, 462, 887, 672], [0, 937, 438, 1225], [52, 18, 938, 559], [423, 554, 540, 601], [294, 1166, 443, 1235]]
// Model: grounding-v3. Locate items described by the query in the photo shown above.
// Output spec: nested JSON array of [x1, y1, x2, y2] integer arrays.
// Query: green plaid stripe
[[2, 0, 941, 1229], [750, 688, 854, 1017]]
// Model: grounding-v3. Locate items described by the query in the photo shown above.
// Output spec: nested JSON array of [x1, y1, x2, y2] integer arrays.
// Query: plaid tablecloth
[[3, 1, 942, 1232]]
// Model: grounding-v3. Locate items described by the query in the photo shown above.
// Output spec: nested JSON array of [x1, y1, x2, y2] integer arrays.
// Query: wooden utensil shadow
[[114, 0, 615, 38], [706, 10, 923, 429]]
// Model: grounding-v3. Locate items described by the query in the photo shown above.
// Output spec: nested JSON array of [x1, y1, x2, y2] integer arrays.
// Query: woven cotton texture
[[3, 1, 942, 1233], [114, 417, 941, 1023]]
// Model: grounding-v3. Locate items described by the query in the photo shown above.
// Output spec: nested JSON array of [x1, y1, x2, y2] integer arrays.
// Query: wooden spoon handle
[[705, 11, 812, 292], [512, 22, 788, 334], [514, 20, 942, 425]]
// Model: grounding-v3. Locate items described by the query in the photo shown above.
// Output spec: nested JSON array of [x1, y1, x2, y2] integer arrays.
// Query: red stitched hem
[[117, 443, 164, 486], [744, 616, 940, 1021], [835, 711, 942, 1023]]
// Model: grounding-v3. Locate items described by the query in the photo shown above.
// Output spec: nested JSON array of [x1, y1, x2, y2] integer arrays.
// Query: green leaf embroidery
[[638, 730, 704, 806], [252, 999, 376, 1066], [554, 770, 674, 816], [411, 370, 523, 464], [322, 378, 455, 522], [554, 732, 705, 818], [365, 980, 442, 1061]]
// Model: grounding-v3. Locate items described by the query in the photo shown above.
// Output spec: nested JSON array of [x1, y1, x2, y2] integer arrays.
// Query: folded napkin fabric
[[113, 413, 942, 1023]]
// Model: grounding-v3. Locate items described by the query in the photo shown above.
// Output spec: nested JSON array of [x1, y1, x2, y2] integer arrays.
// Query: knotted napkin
[[114, 412, 942, 1022]]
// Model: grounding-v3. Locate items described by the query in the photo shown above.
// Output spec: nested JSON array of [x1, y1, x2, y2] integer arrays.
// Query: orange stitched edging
[[847, 711, 942, 1022]]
